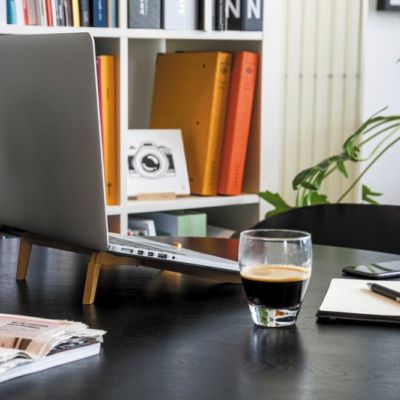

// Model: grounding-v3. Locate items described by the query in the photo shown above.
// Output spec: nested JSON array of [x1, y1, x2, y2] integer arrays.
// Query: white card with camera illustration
[[126, 129, 190, 197]]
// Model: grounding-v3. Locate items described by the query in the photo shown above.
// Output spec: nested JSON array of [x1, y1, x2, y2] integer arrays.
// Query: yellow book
[[71, 0, 80, 27], [150, 52, 232, 196], [98, 55, 118, 205]]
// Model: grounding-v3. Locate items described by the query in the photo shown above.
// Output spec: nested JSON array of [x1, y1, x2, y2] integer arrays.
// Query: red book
[[218, 51, 258, 196], [22, 0, 29, 24], [45, 0, 53, 26]]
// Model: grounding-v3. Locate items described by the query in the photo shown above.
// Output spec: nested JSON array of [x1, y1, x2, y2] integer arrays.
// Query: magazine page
[[0, 313, 105, 373]]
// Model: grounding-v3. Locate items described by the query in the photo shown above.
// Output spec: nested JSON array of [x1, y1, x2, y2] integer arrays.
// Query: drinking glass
[[239, 229, 312, 328]]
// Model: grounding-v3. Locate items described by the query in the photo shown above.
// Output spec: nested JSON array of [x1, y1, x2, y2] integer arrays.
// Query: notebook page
[[319, 279, 400, 316]]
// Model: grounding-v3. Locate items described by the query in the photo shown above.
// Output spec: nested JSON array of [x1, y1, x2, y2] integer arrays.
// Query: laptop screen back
[[0, 33, 108, 250]]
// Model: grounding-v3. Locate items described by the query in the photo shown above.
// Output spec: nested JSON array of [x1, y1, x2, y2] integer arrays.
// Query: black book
[[226, 0, 241, 30], [214, 0, 225, 30], [80, 0, 91, 26], [55, 0, 65, 26], [128, 0, 161, 29], [241, 0, 262, 31]]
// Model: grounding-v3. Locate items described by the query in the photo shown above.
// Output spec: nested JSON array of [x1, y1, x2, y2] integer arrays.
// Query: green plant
[[259, 109, 400, 217]]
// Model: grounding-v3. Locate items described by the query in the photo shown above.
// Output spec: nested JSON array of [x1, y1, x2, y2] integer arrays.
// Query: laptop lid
[[0, 33, 109, 250]]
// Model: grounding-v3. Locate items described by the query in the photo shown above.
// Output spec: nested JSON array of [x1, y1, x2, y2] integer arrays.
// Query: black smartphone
[[342, 260, 400, 279]]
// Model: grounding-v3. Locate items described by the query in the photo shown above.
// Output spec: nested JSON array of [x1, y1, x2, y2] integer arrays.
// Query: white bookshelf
[[0, 0, 276, 236]]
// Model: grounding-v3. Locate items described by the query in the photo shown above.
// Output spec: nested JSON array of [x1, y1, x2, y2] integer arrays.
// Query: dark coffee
[[240, 265, 310, 309]]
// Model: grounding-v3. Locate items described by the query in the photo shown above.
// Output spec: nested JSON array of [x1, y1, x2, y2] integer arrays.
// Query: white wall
[[361, 0, 400, 204]]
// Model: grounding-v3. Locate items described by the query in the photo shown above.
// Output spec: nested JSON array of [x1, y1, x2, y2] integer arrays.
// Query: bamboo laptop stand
[[15, 232, 142, 305], [14, 232, 240, 305]]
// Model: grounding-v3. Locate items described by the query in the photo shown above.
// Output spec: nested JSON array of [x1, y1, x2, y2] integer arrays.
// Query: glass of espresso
[[239, 229, 312, 328]]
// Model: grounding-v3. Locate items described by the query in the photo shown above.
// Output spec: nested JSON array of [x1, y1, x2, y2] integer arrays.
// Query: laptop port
[[158, 253, 168, 259], [148, 252, 154, 257], [121, 247, 133, 254], [137, 250, 144, 255]]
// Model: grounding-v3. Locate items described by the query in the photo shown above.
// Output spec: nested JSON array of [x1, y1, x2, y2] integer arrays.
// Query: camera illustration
[[128, 142, 176, 179]]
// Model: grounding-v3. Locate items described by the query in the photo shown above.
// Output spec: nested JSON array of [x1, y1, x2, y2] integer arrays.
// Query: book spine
[[128, 0, 160, 29], [63, 0, 72, 26], [0, 1, 7, 24], [96, 57, 105, 149], [14, 0, 24, 24], [163, 0, 196, 30], [6, 0, 17, 24], [34, 0, 46, 25], [45, 0, 53, 25], [55, 0, 64, 25], [92, 0, 107, 27], [198, 0, 213, 31], [201, 52, 232, 195], [214, 0, 225, 30], [79, 0, 90, 26], [241, 0, 263, 31], [21, 0, 29, 24], [226, 0, 241, 30], [71, 0, 80, 26], [218, 52, 258, 195], [107, 0, 117, 27], [98, 55, 118, 205]]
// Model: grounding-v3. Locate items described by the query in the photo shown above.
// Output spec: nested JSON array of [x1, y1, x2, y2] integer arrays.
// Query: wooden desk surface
[[0, 237, 399, 400]]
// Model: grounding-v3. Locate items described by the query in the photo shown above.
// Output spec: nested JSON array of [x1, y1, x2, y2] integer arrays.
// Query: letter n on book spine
[[218, 51, 258, 196], [97, 55, 118, 205]]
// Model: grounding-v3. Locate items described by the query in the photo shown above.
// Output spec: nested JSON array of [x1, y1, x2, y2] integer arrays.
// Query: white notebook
[[317, 278, 400, 324]]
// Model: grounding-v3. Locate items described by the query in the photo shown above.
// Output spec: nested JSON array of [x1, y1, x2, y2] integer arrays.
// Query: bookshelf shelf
[[119, 194, 260, 215], [1, 0, 269, 236]]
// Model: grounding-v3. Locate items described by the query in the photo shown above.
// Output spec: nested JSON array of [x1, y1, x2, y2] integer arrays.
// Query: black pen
[[367, 283, 400, 303]]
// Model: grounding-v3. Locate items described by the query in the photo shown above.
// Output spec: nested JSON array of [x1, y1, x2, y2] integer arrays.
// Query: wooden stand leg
[[16, 236, 33, 280], [83, 253, 102, 305]]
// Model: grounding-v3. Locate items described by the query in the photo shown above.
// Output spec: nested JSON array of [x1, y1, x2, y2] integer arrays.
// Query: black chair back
[[250, 204, 400, 255]]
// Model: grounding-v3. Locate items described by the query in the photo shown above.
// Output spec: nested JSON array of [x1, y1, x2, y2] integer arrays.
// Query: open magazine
[[0, 313, 106, 383]]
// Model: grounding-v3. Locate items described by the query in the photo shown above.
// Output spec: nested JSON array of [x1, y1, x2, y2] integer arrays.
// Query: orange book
[[218, 51, 258, 196], [150, 52, 232, 196], [97, 55, 118, 205]]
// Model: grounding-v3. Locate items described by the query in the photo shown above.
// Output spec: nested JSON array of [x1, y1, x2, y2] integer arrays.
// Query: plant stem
[[337, 135, 400, 203]]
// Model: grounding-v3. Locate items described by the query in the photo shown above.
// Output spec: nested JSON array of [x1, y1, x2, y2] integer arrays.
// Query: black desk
[[0, 238, 399, 400]]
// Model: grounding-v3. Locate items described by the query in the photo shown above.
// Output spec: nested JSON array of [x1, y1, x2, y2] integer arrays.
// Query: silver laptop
[[0, 33, 238, 276]]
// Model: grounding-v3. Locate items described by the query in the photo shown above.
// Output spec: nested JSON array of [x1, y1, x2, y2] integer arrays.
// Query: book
[[54, 0, 65, 25], [45, 0, 53, 25], [0, 313, 105, 383], [214, 0, 225, 30], [162, 0, 197, 30], [6, 0, 16, 24], [141, 211, 207, 237], [241, 0, 262, 31], [128, 0, 160, 29], [97, 55, 118, 206], [63, 0, 73, 26], [226, 0, 241, 30], [79, 0, 90, 26], [317, 279, 400, 324], [35, 0, 47, 25], [218, 51, 258, 196], [71, 0, 80, 26], [107, 0, 116, 27], [14, 0, 24, 24], [197, 0, 213, 31], [150, 51, 232, 196], [92, 0, 107, 27], [0, 1, 7, 24]]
